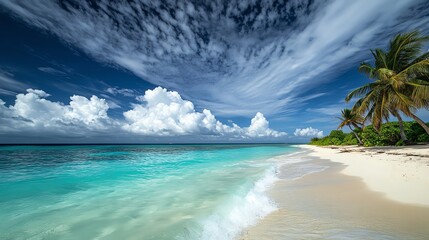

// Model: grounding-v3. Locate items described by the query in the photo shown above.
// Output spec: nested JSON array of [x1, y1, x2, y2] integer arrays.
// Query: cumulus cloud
[[0, 87, 285, 139], [294, 127, 323, 138], [122, 87, 285, 137], [123, 87, 220, 136], [2, 0, 427, 116], [0, 89, 112, 135], [247, 112, 286, 137]]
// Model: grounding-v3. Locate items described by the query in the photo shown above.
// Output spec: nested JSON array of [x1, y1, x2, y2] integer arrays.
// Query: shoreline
[[240, 144, 429, 239]]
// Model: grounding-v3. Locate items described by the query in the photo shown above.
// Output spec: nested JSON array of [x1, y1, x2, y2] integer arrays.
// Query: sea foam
[[188, 151, 329, 240], [196, 166, 279, 240]]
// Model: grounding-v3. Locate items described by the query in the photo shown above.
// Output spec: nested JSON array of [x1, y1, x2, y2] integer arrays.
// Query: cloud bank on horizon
[[0, 87, 292, 141], [2, 0, 428, 118]]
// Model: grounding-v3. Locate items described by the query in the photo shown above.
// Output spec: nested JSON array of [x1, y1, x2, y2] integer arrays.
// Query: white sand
[[300, 145, 429, 206]]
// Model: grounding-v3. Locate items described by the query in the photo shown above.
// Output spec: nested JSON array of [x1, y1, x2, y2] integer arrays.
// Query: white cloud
[[247, 112, 286, 137], [0, 70, 28, 96], [2, 0, 427, 116], [122, 87, 215, 136], [306, 105, 344, 116], [66, 95, 110, 126], [306, 100, 355, 116], [0, 87, 285, 139], [106, 101, 121, 109], [37, 67, 66, 75], [106, 87, 135, 97], [0, 89, 112, 135], [294, 127, 323, 138], [122, 87, 285, 138]]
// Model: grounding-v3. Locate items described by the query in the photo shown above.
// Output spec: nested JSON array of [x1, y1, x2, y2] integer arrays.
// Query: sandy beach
[[302, 145, 429, 206], [241, 145, 429, 240]]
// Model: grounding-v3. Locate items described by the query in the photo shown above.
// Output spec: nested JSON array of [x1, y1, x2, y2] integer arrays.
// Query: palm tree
[[346, 31, 429, 138], [347, 81, 410, 142], [337, 108, 364, 145]]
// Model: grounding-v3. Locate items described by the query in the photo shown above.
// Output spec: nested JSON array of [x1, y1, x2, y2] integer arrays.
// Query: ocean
[[0, 144, 298, 240]]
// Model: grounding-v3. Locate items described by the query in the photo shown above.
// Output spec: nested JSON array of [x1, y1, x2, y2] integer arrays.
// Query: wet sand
[[241, 152, 429, 240]]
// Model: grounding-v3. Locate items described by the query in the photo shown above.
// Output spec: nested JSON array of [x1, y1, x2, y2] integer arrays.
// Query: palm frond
[[388, 31, 429, 71], [345, 82, 379, 102], [408, 79, 429, 108], [337, 108, 363, 130], [372, 49, 388, 69], [396, 59, 429, 81], [358, 62, 376, 79], [407, 51, 429, 67]]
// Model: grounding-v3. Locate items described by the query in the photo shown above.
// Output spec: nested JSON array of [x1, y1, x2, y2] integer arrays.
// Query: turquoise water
[[0, 144, 296, 240]]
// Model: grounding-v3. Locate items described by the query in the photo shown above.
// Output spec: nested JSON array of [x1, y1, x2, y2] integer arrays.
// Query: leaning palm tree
[[346, 31, 429, 138], [337, 108, 364, 145]]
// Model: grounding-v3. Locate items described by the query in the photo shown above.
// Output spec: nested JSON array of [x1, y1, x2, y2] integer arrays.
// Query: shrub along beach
[[310, 121, 428, 146]]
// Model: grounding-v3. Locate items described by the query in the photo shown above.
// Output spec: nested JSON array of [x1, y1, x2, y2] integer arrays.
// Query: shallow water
[[0, 144, 295, 240]]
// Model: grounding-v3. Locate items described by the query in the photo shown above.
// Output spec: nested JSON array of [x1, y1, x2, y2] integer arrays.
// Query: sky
[[0, 0, 429, 143]]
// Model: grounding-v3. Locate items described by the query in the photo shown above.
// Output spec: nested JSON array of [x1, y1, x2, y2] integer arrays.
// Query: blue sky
[[0, 0, 428, 143]]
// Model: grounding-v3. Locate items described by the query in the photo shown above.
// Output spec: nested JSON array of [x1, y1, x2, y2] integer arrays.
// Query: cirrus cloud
[[1, 0, 428, 117], [37, 67, 66, 76], [106, 87, 136, 97]]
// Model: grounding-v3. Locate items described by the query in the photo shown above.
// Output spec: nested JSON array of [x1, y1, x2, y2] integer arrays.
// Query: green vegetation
[[310, 129, 358, 146], [311, 31, 429, 147], [337, 108, 364, 145], [310, 121, 429, 146]]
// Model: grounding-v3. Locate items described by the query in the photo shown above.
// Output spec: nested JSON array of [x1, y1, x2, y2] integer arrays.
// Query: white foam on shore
[[179, 150, 329, 240], [195, 166, 279, 240]]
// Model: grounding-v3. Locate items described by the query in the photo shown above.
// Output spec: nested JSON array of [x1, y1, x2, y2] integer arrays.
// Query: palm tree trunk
[[392, 111, 408, 142], [410, 112, 429, 135], [348, 125, 363, 145]]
